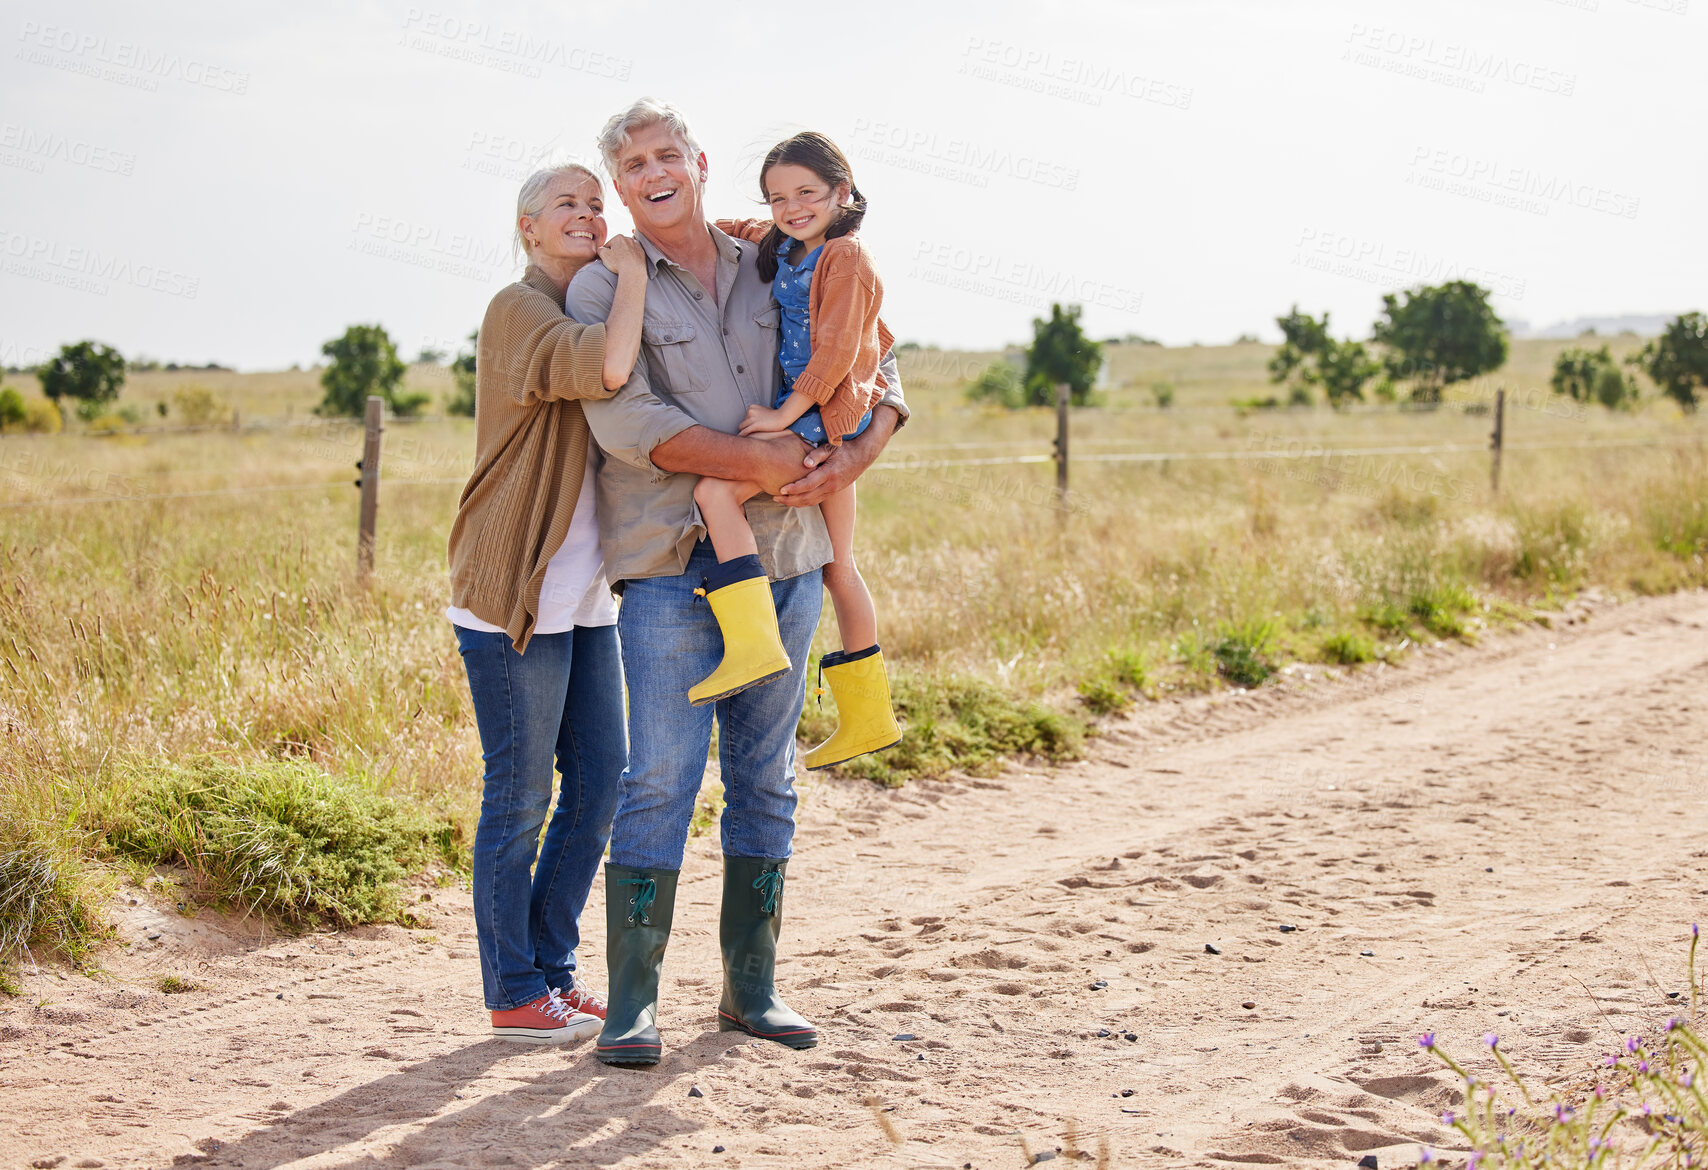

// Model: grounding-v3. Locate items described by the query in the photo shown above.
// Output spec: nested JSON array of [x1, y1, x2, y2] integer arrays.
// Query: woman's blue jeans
[[455, 623, 625, 1011]]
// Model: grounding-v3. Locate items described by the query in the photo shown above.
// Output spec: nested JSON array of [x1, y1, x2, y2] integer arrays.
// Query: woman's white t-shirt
[[446, 460, 618, 635]]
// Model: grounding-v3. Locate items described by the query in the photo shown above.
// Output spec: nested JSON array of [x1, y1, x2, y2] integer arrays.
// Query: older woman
[[445, 162, 647, 1044]]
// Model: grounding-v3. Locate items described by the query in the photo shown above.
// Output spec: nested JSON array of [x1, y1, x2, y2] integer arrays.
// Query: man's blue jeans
[[456, 623, 625, 1011], [611, 540, 822, 871]]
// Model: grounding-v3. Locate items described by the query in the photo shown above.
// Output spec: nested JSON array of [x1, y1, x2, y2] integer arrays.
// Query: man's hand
[[774, 406, 898, 507]]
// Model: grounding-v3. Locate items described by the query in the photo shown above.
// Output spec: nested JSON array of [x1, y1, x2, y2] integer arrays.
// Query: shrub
[[1552, 345, 1636, 410], [0, 386, 24, 431], [1212, 618, 1277, 687], [965, 360, 1025, 410], [21, 398, 61, 433], [1408, 582, 1478, 638], [39, 340, 125, 420], [98, 759, 459, 928], [0, 819, 110, 974], [446, 330, 477, 417], [1320, 630, 1376, 664], [1150, 381, 1175, 409], [171, 385, 231, 426], [316, 324, 407, 418], [801, 670, 1083, 787]]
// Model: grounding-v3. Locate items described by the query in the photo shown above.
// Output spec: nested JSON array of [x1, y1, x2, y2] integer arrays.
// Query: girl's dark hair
[[755, 131, 866, 282]]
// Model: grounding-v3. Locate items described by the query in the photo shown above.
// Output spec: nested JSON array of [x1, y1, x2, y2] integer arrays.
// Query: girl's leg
[[693, 476, 763, 561], [818, 482, 876, 652]]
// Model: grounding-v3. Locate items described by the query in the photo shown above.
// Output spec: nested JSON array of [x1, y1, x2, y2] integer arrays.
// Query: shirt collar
[[778, 235, 824, 273], [634, 223, 744, 273]]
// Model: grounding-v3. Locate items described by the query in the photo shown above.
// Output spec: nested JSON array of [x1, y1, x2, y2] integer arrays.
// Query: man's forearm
[[651, 425, 807, 493]]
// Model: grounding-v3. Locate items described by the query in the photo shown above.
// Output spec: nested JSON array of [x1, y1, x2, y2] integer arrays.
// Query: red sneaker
[[490, 990, 599, 1045], [553, 974, 607, 1021]]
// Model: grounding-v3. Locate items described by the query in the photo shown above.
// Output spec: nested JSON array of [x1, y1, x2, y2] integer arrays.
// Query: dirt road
[[6, 590, 1707, 1169]]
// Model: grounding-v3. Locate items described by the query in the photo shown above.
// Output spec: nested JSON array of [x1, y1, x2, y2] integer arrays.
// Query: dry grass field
[[1, 336, 1705, 973]]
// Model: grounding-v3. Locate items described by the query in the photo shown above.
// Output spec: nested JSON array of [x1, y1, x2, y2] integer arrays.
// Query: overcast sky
[[2, 0, 1702, 370]]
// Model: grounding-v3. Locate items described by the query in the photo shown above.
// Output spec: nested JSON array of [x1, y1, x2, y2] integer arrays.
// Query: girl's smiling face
[[764, 162, 849, 248]]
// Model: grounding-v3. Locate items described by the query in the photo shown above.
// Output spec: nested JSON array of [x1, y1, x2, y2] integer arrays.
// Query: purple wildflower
[[1484, 1032, 1499, 1049], [1603, 1055, 1618, 1067], [1417, 1032, 1436, 1050], [1627, 1035, 1642, 1053], [1666, 1016, 1681, 1031], [1418, 1148, 1434, 1165], [1638, 1060, 1651, 1074], [1441, 1110, 1455, 1125]]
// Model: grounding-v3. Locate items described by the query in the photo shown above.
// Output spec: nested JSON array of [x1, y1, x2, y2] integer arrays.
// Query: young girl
[[689, 131, 899, 770]]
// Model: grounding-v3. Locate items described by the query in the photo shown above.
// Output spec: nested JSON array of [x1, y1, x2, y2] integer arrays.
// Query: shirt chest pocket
[[642, 322, 704, 397], [750, 305, 782, 369]]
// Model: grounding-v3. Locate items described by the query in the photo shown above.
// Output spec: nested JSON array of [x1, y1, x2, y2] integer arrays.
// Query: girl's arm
[[598, 237, 649, 390], [789, 249, 881, 410], [737, 389, 815, 436], [713, 217, 773, 245]]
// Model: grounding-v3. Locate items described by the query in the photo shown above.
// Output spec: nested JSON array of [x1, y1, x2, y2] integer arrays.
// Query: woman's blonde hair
[[513, 163, 601, 265]]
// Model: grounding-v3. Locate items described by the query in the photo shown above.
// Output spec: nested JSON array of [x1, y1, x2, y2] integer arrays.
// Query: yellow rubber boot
[[688, 575, 792, 707], [803, 647, 902, 770]]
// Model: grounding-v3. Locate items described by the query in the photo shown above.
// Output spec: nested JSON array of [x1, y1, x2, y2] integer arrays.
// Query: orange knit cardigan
[[716, 219, 894, 444]]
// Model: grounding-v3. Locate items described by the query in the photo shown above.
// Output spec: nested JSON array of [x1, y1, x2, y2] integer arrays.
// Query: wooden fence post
[[1490, 387, 1505, 494], [1054, 382, 1070, 513], [356, 396, 384, 582]]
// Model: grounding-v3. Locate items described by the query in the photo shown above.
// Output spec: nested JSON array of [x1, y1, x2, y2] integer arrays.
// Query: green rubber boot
[[595, 864, 679, 1067], [716, 856, 818, 1049]]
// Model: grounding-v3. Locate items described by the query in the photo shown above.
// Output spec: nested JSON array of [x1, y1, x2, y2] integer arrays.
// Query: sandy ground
[[5, 589, 1708, 1170]]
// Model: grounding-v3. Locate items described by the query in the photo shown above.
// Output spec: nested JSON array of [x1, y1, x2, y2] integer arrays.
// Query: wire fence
[[3, 432, 1698, 510]]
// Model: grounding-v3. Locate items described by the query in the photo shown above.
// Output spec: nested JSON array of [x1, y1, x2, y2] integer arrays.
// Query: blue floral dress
[[774, 237, 874, 446]]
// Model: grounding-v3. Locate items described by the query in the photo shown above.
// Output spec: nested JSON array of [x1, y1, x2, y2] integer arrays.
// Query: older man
[[568, 98, 906, 1067]]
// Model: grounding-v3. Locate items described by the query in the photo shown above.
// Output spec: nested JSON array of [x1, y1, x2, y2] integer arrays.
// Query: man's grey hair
[[596, 97, 704, 178]]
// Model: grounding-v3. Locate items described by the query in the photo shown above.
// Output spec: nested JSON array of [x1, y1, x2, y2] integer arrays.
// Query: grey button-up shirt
[[568, 222, 907, 584]]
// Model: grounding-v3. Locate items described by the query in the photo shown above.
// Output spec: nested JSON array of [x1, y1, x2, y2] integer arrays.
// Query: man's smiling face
[[611, 120, 706, 237]]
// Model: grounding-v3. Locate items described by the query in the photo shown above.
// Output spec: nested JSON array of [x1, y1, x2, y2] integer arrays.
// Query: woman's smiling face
[[764, 162, 848, 245], [522, 173, 608, 265]]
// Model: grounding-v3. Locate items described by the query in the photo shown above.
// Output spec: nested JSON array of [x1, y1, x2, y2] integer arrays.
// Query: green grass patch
[[1319, 629, 1377, 665], [1407, 582, 1479, 639], [1211, 617, 1278, 688], [1077, 649, 1149, 715], [0, 818, 112, 976], [156, 974, 202, 994], [97, 759, 461, 929], [801, 671, 1084, 787]]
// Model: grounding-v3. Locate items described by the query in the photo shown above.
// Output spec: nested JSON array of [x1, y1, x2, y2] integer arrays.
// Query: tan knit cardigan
[[446, 265, 613, 653]]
